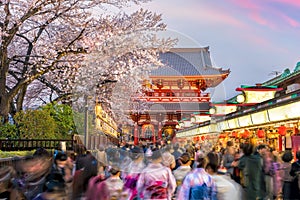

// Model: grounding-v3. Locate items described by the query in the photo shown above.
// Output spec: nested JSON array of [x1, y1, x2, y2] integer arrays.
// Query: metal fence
[[0, 139, 74, 151]]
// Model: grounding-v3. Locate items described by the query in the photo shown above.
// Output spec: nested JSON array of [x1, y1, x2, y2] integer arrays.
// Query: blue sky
[[123, 0, 300, 101]]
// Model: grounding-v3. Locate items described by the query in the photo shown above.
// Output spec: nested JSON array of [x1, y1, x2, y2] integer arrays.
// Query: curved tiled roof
[[151, 48, 229, 77]]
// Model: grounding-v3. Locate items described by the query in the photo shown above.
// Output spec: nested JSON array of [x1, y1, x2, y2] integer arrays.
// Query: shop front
[[215, 91, 300, 153], [177, 89, 300, 154]]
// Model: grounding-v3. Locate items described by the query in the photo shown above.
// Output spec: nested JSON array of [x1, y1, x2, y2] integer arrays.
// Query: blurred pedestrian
[[238, 143, 264, 200], [172, 153, 191, 194], [177, 151, 217, 200], [289, 150, 300, 199], [206, 152, 242, 200], [122, 146, 145, 200], [104, 167, 124, 200], [281, 150, 293, 199], [33, 172, 67, 200], [72, 152, 98, 199], [222, 141, 235, 178], [137, 148, 176, 200], [162, 146, 176, 170], [96, 145, 108, 166]]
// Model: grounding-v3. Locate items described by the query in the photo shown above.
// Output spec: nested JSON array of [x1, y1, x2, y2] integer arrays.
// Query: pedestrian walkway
[[0, 141, 295, 199]]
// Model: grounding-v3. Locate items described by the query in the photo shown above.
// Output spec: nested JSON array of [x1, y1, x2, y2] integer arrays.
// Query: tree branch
[[51, 93, 73, 103], [8, 70, 21, 81], [38, 75, 63, 95]]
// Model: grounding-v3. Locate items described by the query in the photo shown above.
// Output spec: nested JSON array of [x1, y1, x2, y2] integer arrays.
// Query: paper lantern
[[231, 131, 237, 138], [243, 129, 250, 138], [257, 129, 265, 138], [201, 135, 205, 141], [278, 125, 286, 136]]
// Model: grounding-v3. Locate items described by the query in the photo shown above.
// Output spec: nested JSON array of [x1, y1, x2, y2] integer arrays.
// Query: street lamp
[[209, 107, 216, 115], [84, 95, 93, 148], [236, 94, 246, 103]]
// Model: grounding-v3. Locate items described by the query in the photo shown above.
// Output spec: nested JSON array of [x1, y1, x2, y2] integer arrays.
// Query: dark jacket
[[289, 160, 300, 199], [238, 154, 264, 200]]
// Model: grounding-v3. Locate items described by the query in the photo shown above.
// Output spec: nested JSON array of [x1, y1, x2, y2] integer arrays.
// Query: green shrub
[[14, 109, 57, 139], [0, 123, 18, 139]]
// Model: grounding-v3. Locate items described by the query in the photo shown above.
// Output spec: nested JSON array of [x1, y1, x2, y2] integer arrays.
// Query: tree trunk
[[0, 94, 11, 123], [16, 84, 28, 112], [0, 46, 10, 123]]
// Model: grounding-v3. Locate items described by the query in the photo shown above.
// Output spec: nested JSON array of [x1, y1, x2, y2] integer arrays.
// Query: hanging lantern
[[278, 125, 287, 136], [201, 135, 205, 141], [232, 131, 237, 138], [243, 129, 250, 138], [193, 137, 197, 142], [257, 129, 265, 138]]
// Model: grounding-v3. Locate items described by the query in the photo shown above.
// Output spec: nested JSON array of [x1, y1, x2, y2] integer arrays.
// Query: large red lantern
[[243, 129, 250, 138], [278, 125, 286, 136], [201, 135, 205, 141], [257, 129, 265, 138], [231, 131, 237, 138]]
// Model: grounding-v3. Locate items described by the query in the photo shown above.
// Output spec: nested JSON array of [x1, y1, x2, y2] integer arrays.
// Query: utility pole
[[84, 95, 89, 149]]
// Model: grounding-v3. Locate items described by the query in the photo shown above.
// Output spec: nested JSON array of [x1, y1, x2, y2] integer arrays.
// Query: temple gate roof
[[151, 47, 230, 77]]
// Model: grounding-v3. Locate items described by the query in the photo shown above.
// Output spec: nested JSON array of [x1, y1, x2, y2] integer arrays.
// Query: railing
[[0, 139, 74, 151]]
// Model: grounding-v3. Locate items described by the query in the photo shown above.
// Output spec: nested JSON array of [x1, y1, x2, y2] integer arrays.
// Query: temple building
[[128, 47, 230, 144]]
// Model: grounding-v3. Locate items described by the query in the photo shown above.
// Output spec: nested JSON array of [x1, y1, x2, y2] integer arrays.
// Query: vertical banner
[[291, 136, 300, 160]]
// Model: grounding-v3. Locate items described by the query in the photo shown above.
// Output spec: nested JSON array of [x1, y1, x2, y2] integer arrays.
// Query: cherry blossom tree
[[0, 0, 176, 122]]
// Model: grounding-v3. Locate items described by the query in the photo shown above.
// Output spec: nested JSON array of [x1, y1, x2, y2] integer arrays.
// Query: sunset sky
[[123, 0, 300, 101]]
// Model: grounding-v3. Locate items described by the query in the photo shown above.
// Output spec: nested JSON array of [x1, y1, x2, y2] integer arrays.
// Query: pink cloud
[[280, 13, 300, 28], [228, 0, 300, 30], [250, 12, 268, 26], [199, 9, 247, 29], [229, 0, 261, 10], [228, 0, 276, 29], [149, 2, 249, 30], [273, 0, 300, 7]]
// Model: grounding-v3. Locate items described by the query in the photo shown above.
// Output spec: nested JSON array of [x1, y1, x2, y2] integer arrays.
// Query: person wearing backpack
[[136, 148, 176, 200], [177, 151, 217, 200], [290, 150, 300, 199]]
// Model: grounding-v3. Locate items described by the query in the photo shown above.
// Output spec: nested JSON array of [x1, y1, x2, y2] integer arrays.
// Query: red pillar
[[278, 136, 283, 152], [153, 132, 156, 144], [134, 123, 139, 145]]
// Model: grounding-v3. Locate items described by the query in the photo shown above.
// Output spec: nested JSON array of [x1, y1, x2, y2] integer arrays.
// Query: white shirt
[[212, 174, 242, 200]]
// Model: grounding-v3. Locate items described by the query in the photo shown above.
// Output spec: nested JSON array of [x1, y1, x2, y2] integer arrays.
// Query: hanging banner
[[251, 111, 269, 124], [238, 115, 252, 127]]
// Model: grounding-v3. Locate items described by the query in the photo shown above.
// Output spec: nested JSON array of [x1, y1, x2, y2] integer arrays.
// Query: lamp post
[[84, 95, 89, 148], [84, 95, 94, 149]]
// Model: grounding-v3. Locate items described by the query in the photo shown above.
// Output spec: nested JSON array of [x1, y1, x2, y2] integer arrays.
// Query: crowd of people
[[1, 140, 300, 199]]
